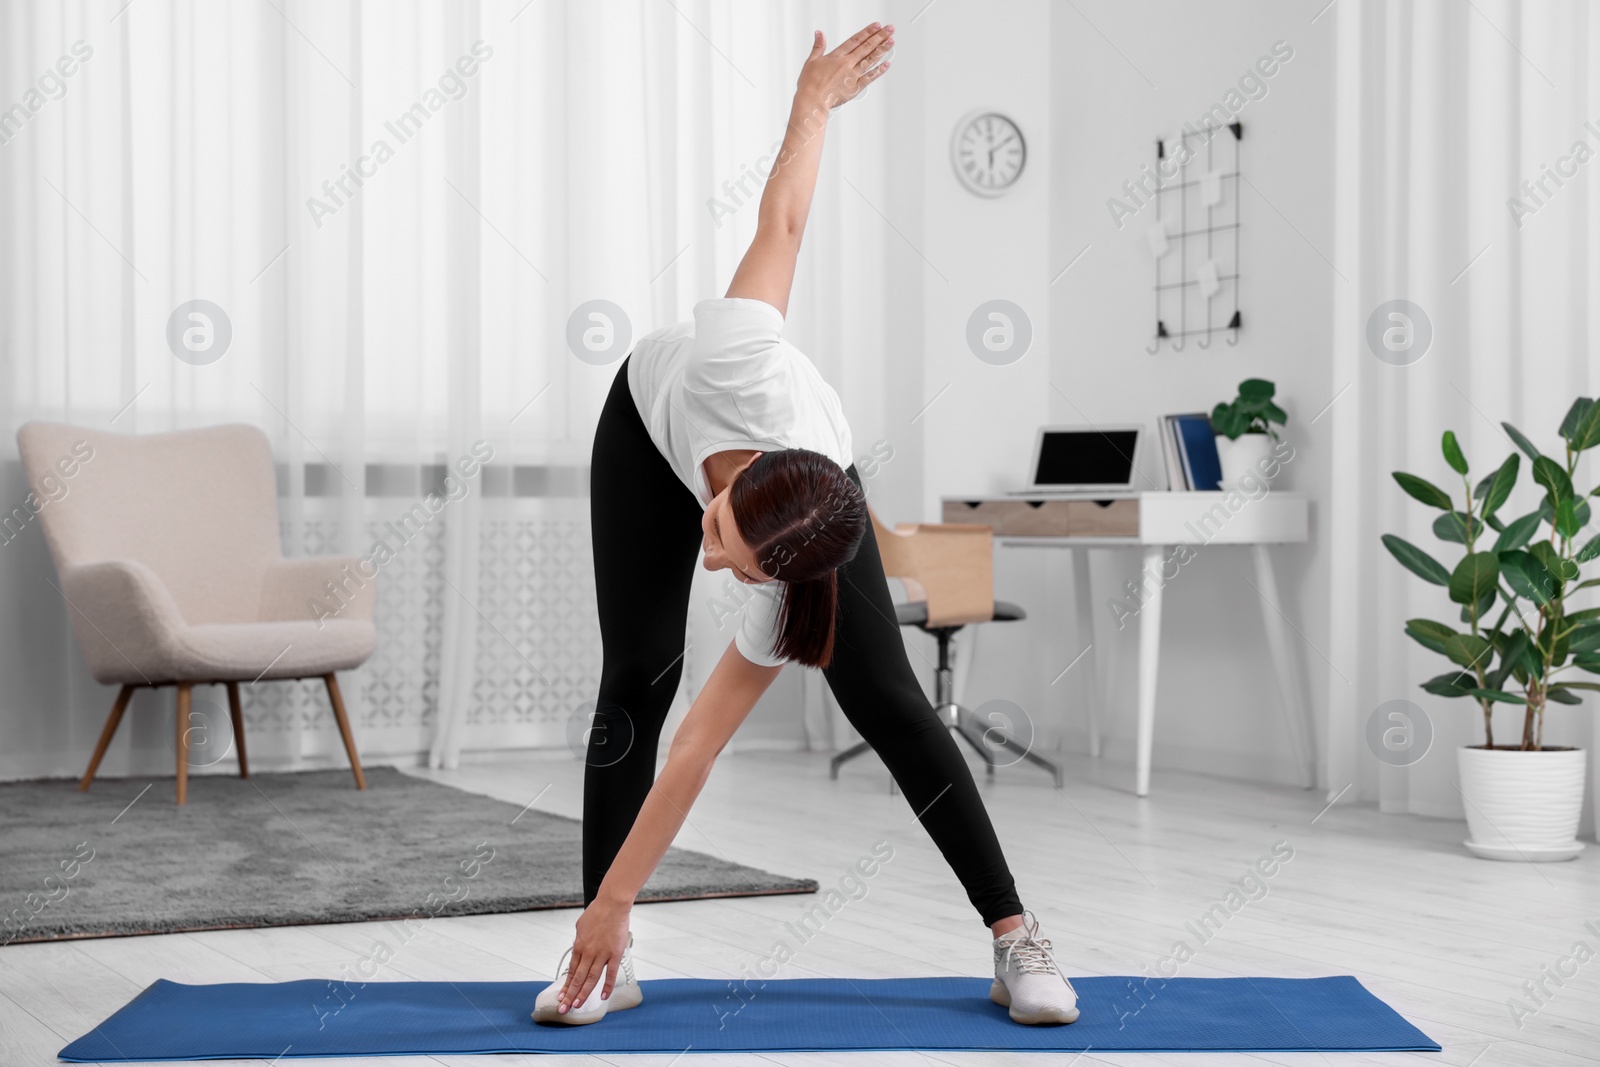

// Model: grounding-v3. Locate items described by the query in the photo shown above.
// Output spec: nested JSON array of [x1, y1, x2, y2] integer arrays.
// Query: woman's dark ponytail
[[776, 570, 841, 668], [730, 449, 866, 669]]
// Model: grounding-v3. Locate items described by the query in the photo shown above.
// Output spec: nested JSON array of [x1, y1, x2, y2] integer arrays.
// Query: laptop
[[1005, 425, 1143, 496]]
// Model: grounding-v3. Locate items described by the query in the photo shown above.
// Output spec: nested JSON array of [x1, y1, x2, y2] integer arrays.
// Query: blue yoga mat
[[60, 975, 1440, 1059]]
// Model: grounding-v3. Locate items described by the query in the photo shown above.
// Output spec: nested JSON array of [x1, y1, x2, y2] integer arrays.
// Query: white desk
[[942, 491, 1312, 797]]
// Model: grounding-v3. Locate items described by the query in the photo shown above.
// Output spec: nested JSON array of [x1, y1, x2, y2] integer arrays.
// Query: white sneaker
[[990, 913, 1079, 1025], [531, 935, 642, 1025]]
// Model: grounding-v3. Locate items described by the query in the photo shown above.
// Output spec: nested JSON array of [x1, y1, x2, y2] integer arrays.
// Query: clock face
[[951, 111, 1026, 196]]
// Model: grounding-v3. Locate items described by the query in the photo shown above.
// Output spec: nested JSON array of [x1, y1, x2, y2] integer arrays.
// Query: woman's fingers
[[846, 25, 893, 62], [857, 37, 894, 71], [558, 948, 595, 1011], [832, 22, 881, 58], [566, 955, 608, 1012]]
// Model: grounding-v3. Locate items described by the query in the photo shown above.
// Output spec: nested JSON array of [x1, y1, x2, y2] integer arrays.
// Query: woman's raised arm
[[725, 22, 894, 316]]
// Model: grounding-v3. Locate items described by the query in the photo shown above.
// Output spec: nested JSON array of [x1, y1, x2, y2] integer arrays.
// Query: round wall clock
[[951, 110, 1027, 197]]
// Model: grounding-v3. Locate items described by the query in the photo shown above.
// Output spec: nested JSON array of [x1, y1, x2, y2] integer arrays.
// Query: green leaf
[[1550, 681, 1600, 691], [1432, 511, 1482, 544], [1556, 498, 1583, 540], [1502, 421, 1541, 460], [1420, 671, 1478, 697], [1469, 687, 1527, 704], [1499, 549, 1556, 607], [1381, 534, 1451, 585], [1210, 403, 1248, 440], [1441, 431, 1468, 475], [1559, 398, 1593, 443], [1574, 397, 1600, 451], [1261, 401, 1289, 426], [1576, 533, 1600, 562], [1571, 652, 1600, 673], [1567, 623, 1600, 653], [1492, 511, 1542, 553], [1460, 587, 1497, 624], [1537, 496, 1590, 532], [1393, 472, 1454, 510], [1530, 540, 1579, 581], [1405, 619, 1458, 655], [1448, 552, 1500, 606], [1481, 453, 1520, 522], [1444, 633, 1494, 669], [1490, 629, 1531, 689], [1546, 686, 1584, 704], [1238, 378, 1275, 400], [1533, 456, 1574, 503]]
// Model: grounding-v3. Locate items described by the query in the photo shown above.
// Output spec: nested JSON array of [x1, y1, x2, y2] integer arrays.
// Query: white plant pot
[[1214, 433, 1274, 489], [1457, 746, 1587, 861]]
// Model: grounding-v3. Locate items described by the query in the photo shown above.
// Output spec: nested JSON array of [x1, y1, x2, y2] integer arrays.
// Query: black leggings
[[582, 359, 1024, 927]]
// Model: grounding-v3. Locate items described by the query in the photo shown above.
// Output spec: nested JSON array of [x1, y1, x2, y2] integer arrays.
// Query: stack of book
[[1160, 413, 1223, 491]]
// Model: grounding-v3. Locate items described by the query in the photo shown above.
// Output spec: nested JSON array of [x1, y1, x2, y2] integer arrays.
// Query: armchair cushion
[[177, 619, 377, 684]]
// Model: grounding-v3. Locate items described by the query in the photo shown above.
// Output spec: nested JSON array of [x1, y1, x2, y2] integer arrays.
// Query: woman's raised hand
[[797, 22, 894, 111]]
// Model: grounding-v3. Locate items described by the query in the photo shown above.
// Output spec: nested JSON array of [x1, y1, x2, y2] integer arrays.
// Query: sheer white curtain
[[0, 0, 890, 778], [1328, 0, 1599, 822]]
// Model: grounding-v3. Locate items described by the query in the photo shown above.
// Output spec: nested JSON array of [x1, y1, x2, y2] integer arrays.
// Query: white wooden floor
[[3, 748, 1597, 1066]]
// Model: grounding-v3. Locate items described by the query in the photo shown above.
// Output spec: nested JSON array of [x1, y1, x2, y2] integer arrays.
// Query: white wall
[[1052, 3, 1335, 788], [858, 0, 1337, 790]]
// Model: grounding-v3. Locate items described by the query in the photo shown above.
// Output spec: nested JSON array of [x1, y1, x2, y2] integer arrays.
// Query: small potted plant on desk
[[1382, 403, 1600, 861], [1211, 378, 1288, 489]]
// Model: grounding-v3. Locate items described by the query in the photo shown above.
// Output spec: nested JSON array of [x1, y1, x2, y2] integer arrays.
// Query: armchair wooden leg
[[80, 685, 135, 792], [323, 673, 367, 790], [226, 682, 249, 779], [175, 683, 193, 805]]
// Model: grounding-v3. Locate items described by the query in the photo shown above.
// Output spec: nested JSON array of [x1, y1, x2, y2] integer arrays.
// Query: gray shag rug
[[0, 767, 816, 944]]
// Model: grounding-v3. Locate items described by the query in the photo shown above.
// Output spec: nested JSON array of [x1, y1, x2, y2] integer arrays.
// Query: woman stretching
[[533, 23, 1077, 1028]]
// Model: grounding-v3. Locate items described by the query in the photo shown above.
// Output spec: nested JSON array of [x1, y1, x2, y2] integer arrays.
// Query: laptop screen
[[1035, 429, 1138, 487]]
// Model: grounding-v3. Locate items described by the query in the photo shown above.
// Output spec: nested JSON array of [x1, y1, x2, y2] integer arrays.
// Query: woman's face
[[702, 482, 772, 585]]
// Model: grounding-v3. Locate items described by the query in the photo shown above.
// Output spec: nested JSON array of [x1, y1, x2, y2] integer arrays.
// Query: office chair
[[830, 509, 1063, 786]]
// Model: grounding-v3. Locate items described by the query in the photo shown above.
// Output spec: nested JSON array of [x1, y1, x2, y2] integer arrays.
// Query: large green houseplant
[[1382, 401, 1597, 860]]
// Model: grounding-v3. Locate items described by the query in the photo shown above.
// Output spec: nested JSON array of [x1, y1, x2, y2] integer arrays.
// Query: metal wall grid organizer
[[1146, 121, 1242, 353]]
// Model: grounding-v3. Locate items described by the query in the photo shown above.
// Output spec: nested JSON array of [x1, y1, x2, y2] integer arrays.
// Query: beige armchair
[[16, 422, 376, 804], [831, 508, 1061, 785]]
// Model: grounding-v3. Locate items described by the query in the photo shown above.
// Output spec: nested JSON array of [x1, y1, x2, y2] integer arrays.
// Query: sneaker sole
[[990, 977, 1080, 1025], [531, 1002, 606, 1026]]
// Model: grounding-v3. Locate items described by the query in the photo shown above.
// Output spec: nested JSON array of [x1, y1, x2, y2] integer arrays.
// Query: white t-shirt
[[627, 297, 854, 667]]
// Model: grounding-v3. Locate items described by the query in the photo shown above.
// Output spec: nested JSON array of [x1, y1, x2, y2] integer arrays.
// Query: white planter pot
[[1214, 433, 1274, 489], [1457, 746, 1587, 861]]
